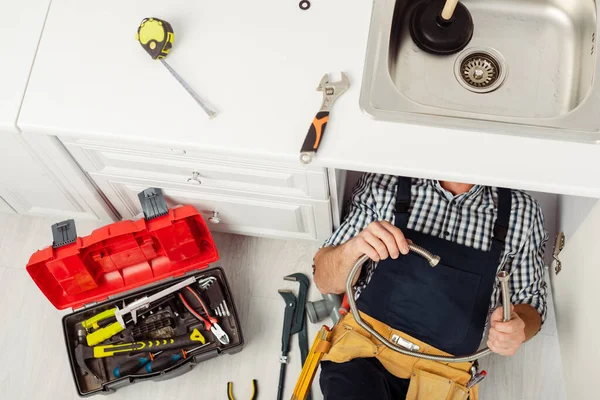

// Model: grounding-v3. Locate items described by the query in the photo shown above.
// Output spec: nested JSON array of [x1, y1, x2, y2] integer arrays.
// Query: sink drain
[[454, 47, 507, 93]]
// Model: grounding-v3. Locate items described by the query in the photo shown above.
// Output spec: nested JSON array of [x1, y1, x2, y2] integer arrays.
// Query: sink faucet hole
[[454, 47, 507, 93]]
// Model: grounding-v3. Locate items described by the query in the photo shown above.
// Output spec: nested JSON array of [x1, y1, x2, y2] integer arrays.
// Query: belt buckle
[[391, 334, 420, 352]]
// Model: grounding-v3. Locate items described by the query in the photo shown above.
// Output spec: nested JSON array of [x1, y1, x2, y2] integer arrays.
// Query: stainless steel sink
[[360, 0, 600, 142]]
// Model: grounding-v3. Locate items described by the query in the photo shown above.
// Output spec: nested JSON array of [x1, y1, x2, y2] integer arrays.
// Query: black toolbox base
[[62, 267, 243, 396]]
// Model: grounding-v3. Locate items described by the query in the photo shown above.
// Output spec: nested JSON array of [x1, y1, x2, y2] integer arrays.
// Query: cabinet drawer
[[64, 141, 329, 200], [91, 173, 332, 241]]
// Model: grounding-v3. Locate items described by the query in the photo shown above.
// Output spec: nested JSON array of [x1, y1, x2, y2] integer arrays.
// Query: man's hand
[[487, 305, 527, 356], [343, 221, 410, 263], [313, 221, 409, 294]]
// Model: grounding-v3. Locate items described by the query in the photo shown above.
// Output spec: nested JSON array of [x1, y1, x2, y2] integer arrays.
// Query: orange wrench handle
[[301, 111, 330, 153]]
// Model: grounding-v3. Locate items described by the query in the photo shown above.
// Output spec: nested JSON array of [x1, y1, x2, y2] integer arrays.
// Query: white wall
[[557, 195, 598, 239]]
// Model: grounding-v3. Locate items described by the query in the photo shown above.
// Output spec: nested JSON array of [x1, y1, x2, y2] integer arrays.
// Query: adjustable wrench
[[300, 72, 350, 164]]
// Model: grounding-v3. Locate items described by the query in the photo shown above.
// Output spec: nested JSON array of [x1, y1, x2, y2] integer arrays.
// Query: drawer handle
[[208, 211, 221, 224], [187, 172, 202, 185]]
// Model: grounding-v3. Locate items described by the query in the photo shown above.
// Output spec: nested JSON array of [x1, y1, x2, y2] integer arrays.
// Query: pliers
[[228, 380, 257, 400], [178, 286, 230, 345]]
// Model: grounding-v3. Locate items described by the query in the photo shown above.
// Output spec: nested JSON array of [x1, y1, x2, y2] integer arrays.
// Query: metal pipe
[[346, 249, 511, 363], [497, 271, 511, 322]]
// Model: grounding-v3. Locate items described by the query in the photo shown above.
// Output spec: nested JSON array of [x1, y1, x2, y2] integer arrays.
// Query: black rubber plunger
[[410, 0, 474, 55]]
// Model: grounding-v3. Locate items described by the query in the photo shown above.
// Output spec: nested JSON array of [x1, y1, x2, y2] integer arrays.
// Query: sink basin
[[360, 0, 600, 142]]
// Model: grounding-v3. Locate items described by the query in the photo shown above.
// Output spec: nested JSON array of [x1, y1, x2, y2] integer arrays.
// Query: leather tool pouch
[[322, 324, 379, 363], [405, 363, 474, 400], [322, 313, 479, 400]]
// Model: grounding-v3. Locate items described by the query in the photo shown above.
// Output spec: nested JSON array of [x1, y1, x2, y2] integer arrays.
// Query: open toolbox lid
[[26, 188, 219, 310]]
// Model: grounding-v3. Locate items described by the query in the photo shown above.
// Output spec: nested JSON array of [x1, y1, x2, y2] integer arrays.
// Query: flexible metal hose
[[346, 248, 510, 363]]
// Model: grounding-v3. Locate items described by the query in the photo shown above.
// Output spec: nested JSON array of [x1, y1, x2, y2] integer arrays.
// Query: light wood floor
[[0, 214, 566, 399]]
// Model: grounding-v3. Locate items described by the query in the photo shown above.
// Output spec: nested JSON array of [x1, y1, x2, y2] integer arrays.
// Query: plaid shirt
[[324, 174, 548, 323]]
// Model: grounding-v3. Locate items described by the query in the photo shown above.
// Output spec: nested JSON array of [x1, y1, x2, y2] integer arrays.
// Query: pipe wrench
[[300, 72, 350, 164]]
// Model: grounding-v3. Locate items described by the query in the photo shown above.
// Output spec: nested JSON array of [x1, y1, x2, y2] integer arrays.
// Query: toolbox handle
[[138, 187, 169, 220], [52, 219, 77, 248]]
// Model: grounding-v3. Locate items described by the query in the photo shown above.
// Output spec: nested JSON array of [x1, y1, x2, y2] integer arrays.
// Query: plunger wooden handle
[[441, 0, 459, 21]]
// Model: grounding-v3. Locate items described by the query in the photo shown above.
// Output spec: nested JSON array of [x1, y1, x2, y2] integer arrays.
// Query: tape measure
[[135, 17, 174, 60]]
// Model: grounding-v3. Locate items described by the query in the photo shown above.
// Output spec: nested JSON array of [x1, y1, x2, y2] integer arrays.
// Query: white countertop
[[18, 0, 600, 197], [0, 0, 51, 133]]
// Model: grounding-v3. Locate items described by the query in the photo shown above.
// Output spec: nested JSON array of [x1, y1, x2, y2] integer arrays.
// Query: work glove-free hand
[[487, 304, 527, 356]]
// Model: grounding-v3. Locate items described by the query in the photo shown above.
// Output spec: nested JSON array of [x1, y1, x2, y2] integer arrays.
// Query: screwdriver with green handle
[[135, 17, 218, 118]]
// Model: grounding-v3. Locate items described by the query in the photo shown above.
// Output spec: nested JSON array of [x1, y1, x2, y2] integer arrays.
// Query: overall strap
[[491, 188, 512, 252], [394, 176, 412, 229]]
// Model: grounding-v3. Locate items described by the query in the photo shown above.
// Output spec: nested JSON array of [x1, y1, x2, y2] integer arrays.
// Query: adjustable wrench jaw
[[317, 72, 350, 112]]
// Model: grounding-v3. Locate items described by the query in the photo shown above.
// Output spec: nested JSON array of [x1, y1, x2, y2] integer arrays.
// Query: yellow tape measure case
[[136, 17, 174, 59]]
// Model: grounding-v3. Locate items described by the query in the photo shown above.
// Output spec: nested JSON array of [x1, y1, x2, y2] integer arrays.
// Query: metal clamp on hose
[[345, 246, 511, 363]]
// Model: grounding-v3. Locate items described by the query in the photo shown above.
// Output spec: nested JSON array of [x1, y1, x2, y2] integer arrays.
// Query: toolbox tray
[[26, 188, 244, 396]]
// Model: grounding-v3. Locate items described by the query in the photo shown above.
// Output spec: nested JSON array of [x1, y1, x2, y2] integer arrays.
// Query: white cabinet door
[[92, 173, 332, 241], [550, 200, 600, 399], [0, 133, 109, 221]]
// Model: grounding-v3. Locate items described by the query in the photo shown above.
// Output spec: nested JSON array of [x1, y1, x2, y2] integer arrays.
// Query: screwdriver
[[135, 17, 218, 119], [113, 352, 161, 378], [113, 342, 211, 378], [144, 342, 211, 373]]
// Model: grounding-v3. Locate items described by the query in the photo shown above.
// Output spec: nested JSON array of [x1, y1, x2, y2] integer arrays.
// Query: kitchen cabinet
[[92, 174, 331, 241], [551, 198, 600, 399], [0, 133, 113, 221], [0, 0, 113, 223], [17, 0, 600, 198], [61, 135, 334, 241]]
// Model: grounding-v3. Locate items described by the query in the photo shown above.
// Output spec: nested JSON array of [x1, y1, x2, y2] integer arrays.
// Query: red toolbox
[[26, 188, 244, 396]]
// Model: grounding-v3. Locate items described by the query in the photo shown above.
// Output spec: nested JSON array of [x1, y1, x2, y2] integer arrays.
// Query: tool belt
[[321, 312, 479, 400]]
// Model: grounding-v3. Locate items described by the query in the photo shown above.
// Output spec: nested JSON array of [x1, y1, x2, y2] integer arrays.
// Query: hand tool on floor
[[144, 342, 212, 373], [410, 0, 474, 55], [227, 379, 258, 400], [178, 286, 230, 345], [85, 277, 197, 346], [136, 17, 218, 118], [75, 328, 205, 379], [300, 72, 350, 164], [283, 273, 311, 400], [291, 326, 332, 400], [277, 290, 297, 400]]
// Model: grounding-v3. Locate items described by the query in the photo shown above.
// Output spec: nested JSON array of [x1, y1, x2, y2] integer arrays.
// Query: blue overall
[[320, 177, 511, 399]]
